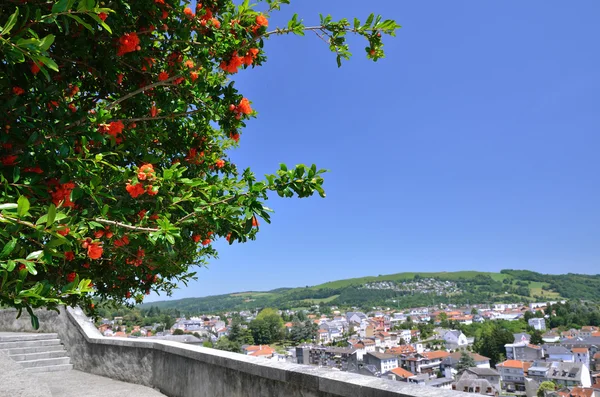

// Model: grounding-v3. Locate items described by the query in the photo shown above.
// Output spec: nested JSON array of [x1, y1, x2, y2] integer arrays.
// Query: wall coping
[[65, 307, 469, 397]]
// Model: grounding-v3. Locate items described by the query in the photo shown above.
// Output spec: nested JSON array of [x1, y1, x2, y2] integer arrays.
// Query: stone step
[[25, 363, 73, 373], [19, 356, 71, 368], [0, 344, 65, 355], [0, 333, 58, 342], [8, 349, 68, 362], [0, 339, 62, 349]]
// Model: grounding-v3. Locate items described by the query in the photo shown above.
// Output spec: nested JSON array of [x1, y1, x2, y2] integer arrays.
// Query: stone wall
[[0, 308, 469, 397]]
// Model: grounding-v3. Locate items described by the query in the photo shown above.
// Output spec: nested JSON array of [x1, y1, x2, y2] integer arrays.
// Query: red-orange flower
[[57, 226, 70, 236], [98, 12, 108, 21], [137, 164, 155, 180], [146, 185, 159, 196], [211, 18, 221, 28], [65, 251, 75, 261], [215, 159, 225, 168], [31, 62, 43, 75], [184, 60, 194, 69], [219, 52, 244, 74], [117, 74, 124, 84], [116, 32, 140, 56], [68, 103, 77, 113], [252, 216, 259, 227], [1, 155, 18, 166], [87, 243, 103, 259], [126, 182, 146, 198], [150, 105, 158, 117], [114, 236, 130, 247], [94, 230, 105, 239], [202, 239, 211, 246], [192, 235, 201, 243], [190, 71, 199, 81], [256, 14, 268, 27], [50, 182, 76, 208], [66, 272, 77, 283], [183, 7, 194, 17], [158, 71, 169, 81], [12, 86, 25, 96], [238, 98, 253, 115]]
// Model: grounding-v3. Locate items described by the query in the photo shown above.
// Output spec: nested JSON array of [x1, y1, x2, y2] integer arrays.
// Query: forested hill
[[139, 270, 600, 315]]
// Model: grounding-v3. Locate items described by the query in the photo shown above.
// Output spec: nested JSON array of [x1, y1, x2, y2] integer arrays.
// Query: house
[[572, 348, 590, 369], [453, 369, 501, 396], [249, 346, 275, 358], [546, 346, 575, 362], [527, 361, 592, 388], [528, 318, 547, 331], [505, 342, 544, 361], [444, 330, 469, 349], [442, 352, 491, 370], [346, 312, 368, 325], [557, 387, 598, 397], [296, 346, 356, 370], [400, 350, 450, 374], [543, 331, 561, 343], [388, 367, 415, 382], [579, 327, 598, 339], [514, 333, 532, 343], [387, 345, 416, 356], [364, 352, 398, 373], [407, 374, 453, 389], [497, 360, 529, 394], [592, 352, 600, 371]]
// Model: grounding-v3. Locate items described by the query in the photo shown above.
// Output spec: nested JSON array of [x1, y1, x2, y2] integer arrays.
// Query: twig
[[94, 218, 159, 232], [110, 108, 203, 123]]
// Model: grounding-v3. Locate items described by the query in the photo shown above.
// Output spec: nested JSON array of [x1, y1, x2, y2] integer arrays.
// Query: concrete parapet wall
[[0, 308, 468, 397]]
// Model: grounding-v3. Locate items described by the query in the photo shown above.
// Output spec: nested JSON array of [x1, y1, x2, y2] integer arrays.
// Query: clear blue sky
[[149, 1, 600, 301]]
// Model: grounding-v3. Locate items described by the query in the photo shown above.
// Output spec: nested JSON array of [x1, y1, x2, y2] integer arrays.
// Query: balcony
[[0, 307, 472, 397]]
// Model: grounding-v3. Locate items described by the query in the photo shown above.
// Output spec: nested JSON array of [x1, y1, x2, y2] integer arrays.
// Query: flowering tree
[[0, 0, 399, 327]]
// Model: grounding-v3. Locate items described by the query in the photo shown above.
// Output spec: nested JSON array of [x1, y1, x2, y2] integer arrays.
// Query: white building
[[443, 330, 468, 348], [528, 318, 546, 331]]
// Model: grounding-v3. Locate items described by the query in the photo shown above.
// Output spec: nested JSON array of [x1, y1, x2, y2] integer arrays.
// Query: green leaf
[[36, 56, 59, 72], [52, 0, 70, 13], [165, 234, 175, 245], [13, 166, 20, 183], [26, 250, 43, 260], [66, 14, 94, 33], [26, 306, 39, 330], [0, 203, 18, 210], [24, 261, 37, 275], [2, 7, 19, 35], [0, 239, 17, 258], [46, 238, 68, 248], [46, 204, 57, 227], [17, 196, 30, 217], [38, 34, 55, 51], [87, 12, 112, 34]]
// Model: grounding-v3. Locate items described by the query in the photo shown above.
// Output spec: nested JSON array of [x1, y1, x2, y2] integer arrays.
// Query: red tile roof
[[498, 360, 525, 369], [390, 367, 415, 378], [422, 350, 450, 360], [571, 348, 589, 353]]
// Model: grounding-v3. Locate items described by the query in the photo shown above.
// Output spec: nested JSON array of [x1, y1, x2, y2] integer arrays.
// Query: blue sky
[[150, 1, 600, 301]]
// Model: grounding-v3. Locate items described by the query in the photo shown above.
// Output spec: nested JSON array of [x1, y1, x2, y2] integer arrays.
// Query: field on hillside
[[138, 269, 600, 315]]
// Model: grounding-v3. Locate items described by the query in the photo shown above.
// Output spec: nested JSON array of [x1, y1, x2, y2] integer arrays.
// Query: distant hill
[[139, 269, 600, 314]]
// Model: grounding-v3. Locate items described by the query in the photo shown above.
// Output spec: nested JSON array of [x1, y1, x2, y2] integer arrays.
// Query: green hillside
[[139, 269, 600, 315]]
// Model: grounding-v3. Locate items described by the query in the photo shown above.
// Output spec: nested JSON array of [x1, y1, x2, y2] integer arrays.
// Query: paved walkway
[[34, 370, 166, 397]]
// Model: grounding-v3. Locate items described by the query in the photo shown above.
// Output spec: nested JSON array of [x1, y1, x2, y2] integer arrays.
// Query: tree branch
[[94, 218, 159, 232]]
